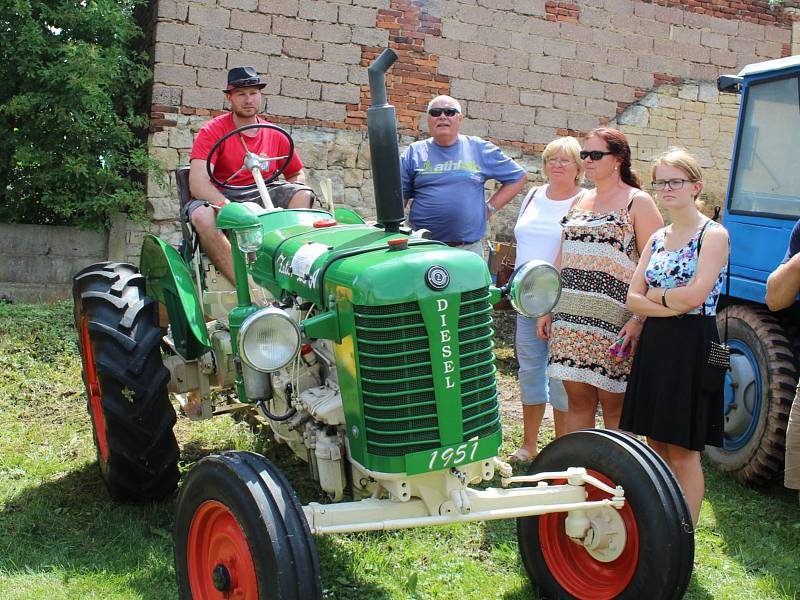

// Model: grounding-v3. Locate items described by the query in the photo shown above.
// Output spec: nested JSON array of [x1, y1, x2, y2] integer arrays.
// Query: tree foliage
[[0, 0, 154, 228]]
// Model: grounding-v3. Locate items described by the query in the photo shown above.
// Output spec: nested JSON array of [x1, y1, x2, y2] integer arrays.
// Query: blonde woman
[[544, 128, 663, 432], [509, 137, 584, 463], [622, 148, 729, 527]]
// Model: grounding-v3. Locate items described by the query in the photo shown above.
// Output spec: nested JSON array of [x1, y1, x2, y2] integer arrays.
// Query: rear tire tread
[[73, 262, 179, 502], [710, 305, 795, 485]]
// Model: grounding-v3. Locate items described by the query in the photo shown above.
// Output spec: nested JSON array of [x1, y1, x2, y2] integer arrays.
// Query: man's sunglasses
[[428, 107, 460, 117], [579, 150, 613, 161]]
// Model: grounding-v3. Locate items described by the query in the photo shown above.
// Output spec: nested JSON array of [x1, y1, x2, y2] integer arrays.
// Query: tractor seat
[[176, 166, 195, 257], [176, 165, 192, 212]]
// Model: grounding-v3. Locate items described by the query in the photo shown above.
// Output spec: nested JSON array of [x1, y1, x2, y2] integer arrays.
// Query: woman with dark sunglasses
[[543, 127, 663, 433], [621, 148, 729, 527]]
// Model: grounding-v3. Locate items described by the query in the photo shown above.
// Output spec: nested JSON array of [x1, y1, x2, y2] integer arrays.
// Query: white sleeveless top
[[513, 184, 583, 267]]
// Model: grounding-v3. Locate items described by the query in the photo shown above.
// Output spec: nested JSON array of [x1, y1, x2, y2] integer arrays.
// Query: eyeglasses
[[580, 150, 613, 161], [428, 107, 460, 117], [546, 158, 575, 166], [651, 178, 695, 191]]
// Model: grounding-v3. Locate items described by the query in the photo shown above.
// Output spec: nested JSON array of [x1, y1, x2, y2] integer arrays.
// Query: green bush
[[0, 0, 154, 229]]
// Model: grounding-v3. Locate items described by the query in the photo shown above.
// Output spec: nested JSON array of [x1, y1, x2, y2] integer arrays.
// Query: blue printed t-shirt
[[782, 219, 800, 263], [401, 135, 525, 242]]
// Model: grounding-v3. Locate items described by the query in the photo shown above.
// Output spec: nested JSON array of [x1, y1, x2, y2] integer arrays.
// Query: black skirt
[[620, 315, 724, 451]]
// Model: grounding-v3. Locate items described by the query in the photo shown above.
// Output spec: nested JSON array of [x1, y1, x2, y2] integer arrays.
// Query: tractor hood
[[249, 216, 489, 306]]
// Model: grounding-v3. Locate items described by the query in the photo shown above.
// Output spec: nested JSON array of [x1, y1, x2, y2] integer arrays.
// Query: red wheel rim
[[538, 469, 639, 599], [188, 500, 259, 600], [80, 317, 109, 463]]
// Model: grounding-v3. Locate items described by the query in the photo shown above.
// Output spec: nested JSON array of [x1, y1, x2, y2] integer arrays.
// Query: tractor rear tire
[[704, 305, 795, 485], [73, 261, 179, 501], [517, 429, 694, 600], [174, 451, 322, 600]]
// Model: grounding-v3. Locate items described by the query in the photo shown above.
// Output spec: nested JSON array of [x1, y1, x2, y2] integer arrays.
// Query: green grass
[[1, 302, 799, 599]]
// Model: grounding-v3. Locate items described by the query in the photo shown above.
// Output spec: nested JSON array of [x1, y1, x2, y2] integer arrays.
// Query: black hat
[[222, 66, 266, 92]]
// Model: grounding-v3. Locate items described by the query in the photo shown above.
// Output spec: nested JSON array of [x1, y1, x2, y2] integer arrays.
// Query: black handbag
[[698, 221, 730, 370]]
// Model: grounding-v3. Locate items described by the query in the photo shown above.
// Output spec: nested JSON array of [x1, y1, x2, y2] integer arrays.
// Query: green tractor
[[72, 50, 694, 599]]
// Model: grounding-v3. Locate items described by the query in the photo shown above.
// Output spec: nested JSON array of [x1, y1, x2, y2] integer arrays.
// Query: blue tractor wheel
[[705, 305, 795, 485]]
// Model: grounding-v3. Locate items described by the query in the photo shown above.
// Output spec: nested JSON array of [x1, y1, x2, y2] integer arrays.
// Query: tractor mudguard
[[333, 207, 366, 224], [140, 235, 211, 360]]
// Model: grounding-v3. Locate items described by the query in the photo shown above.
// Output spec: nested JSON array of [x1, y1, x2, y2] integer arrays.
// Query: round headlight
[[508, 260, 562, 318], [238, 307, 301, 372], [235, 224, 263, 253]]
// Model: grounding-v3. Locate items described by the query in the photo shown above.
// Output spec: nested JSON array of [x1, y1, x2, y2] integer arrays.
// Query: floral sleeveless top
[[644, 221, 726, 316]]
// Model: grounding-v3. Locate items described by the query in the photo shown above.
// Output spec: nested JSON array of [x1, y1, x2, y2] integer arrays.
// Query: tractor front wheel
[[174, 451, 322, 600], [72, 261, 179, 501], [517, 429, 694, 600]]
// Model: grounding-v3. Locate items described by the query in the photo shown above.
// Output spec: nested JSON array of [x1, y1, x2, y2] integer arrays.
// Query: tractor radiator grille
[[458, 288, 501, 442], [354, 287, 500, 457]]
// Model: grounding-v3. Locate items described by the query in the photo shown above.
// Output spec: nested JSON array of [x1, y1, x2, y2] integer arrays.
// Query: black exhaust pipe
[[367, 49, 404, 232]]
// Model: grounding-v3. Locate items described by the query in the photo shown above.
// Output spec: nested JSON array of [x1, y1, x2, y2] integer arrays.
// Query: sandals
[[508, 447, 537, 464]]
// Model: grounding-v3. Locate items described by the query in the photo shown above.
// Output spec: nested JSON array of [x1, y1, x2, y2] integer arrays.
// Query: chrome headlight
[[234, 224, 263, 253], [238, 307, 301, 372], [508, 260, 562, 318]]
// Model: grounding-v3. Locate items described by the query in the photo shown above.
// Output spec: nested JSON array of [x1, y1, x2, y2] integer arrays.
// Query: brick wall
[[111, 0, 797, 262]]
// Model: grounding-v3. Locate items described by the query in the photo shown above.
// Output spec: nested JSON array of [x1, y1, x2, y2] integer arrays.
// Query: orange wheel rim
[[187, 500, 259, 600], [80, 317, 109, 462], [538, 469, 639, 599]]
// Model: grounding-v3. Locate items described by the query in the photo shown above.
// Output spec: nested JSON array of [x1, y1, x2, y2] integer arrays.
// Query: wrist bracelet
[[630, 314, 643, 322], [661, 288, 669, 308], [486, 201, 497, 217]]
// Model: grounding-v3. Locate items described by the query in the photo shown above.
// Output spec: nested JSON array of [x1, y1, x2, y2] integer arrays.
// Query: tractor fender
[[333, 207, 366, 224], [140, 235, 211, 360]]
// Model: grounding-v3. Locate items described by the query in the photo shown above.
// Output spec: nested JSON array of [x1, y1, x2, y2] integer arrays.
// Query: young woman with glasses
[[621, 148, 729, 527], [542, 127, 663, 433], [509, 137, 584, 464]]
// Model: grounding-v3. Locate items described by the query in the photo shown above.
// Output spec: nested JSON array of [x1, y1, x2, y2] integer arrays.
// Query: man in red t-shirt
[[187, 66, 314, 283]]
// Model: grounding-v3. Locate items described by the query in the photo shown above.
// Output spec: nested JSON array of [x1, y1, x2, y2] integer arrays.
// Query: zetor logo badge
[[425, 265, 450, 290]]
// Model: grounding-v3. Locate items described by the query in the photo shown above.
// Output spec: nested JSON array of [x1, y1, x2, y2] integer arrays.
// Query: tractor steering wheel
[[206, 123, 295, 191]]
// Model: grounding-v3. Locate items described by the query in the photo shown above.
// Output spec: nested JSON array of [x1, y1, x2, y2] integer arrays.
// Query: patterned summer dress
[[547, 197, 639, 393]]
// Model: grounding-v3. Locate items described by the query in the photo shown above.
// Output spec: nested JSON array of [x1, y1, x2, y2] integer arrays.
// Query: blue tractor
[[709, 56, 800, 485]]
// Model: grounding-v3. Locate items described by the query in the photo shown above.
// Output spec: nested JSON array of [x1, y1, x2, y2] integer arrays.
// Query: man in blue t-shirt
[[401, 95, 526, 255], [765, 219, 800, 493]]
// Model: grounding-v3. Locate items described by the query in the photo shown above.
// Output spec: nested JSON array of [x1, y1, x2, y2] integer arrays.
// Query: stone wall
[[0, 224, 108, 303], [618, 79, 740, 218], [111, 0, 798, 262]]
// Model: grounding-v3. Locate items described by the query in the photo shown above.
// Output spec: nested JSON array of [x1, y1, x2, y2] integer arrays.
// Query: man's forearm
[[189, 169, 229, 206], [194, 181, 229, 206], [766, 256, 800, 311], [487, 176, 526, 210]]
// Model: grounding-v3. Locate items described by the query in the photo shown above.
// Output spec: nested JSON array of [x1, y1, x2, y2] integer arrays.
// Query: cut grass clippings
[[1, 302, 799, 599]]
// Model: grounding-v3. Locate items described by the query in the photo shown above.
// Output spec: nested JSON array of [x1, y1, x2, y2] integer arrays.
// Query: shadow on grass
[[702, 463, 800, 598], [1, 452, 391, 599], [472, 517, 535, 600], [0, 463, 177, 600]]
